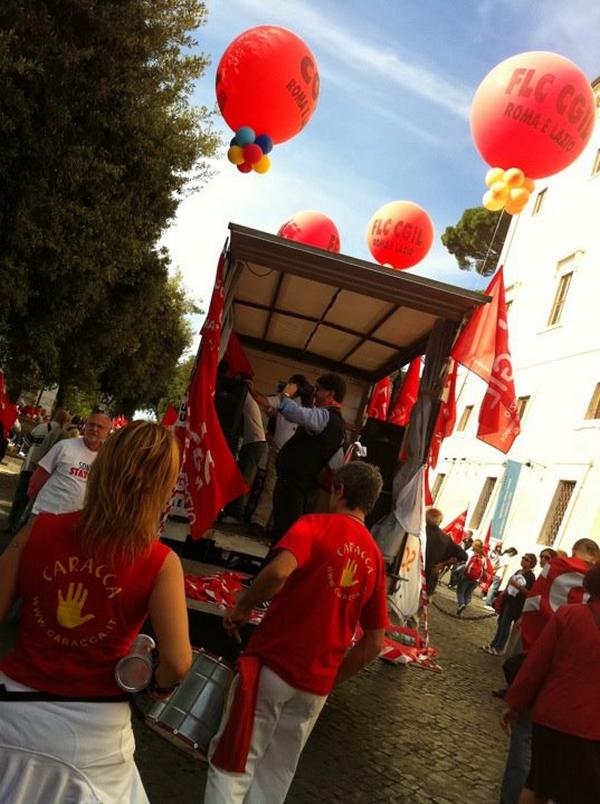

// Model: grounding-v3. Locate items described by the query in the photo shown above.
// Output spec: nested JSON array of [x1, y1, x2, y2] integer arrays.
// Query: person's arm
[[508, 574, 527, 590], [148, 552, 193, 689], [250, 388, 271, 409], [278, 397, 330, 434], [224, 549, 299, 632], [28, 467, 51, 500], [0, 519, 34, 622], [335, 628, 385, 684]]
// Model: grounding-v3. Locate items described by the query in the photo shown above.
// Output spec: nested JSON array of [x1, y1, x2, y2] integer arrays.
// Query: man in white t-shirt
[[27, 412, 112, 516], [5, 409, 71, 533], [484, 546, 519, 609]]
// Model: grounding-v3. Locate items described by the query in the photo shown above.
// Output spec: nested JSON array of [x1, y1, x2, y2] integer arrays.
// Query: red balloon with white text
[[470, 51, 595, 179]]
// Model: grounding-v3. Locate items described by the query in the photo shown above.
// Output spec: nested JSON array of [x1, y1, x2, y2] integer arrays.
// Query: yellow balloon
[[227, 145, 245, 165], [509, 187, 530, 206], [490, 181, 509, 203], [522, 177, 536, 193], [252, 155, 271, 174], [504, 168, 525, 189], [485, 167, 505, 188], [483, 190, 504, 211]]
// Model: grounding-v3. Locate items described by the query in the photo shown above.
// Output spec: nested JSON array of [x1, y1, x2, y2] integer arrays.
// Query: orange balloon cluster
[[482, 167, 536, 216]]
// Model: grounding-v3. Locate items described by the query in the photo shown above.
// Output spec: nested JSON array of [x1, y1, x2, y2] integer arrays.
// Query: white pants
[[204, 666, 327, 804], [251, 447, 278, 529], [0, 672, 148, 804]]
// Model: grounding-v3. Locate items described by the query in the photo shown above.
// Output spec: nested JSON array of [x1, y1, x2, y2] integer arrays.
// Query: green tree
[[441, 207, 511, 276], [0, 0, 219, 400], [154, 353, 196, 422]]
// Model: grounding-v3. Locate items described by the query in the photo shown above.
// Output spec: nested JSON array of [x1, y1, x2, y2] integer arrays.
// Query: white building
[[433, 78, 600, 563]]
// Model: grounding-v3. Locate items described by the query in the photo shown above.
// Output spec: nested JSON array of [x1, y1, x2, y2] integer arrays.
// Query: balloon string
[[477, 209, 506, 280]]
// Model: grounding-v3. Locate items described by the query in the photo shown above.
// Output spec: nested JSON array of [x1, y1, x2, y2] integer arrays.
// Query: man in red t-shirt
[[204, 461, 388, 804]]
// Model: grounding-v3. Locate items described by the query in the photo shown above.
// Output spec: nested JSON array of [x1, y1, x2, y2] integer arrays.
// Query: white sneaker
[[483, 604, 495, 611]]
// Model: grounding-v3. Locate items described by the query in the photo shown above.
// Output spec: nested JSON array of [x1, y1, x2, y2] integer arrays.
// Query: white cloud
[[227, 0, 472, 119]]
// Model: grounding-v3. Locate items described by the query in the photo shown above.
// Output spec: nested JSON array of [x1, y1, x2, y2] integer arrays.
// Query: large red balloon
[[366, 201, 433, 270], [278, 211, 340, 253], [471, 51, 595, 179], [216, 26, 320, 144]]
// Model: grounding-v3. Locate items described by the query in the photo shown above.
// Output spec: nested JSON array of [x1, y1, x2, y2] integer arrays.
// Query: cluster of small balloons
[[227, 127, 274, 174], [482, 168, 536, 216]]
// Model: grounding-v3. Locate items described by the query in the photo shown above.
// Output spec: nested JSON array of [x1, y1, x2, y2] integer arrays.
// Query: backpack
[[464, 554, 484, 582]]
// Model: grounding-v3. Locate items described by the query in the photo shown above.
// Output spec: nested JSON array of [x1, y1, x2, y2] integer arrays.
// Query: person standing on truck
[[271, 372, 346, 542]]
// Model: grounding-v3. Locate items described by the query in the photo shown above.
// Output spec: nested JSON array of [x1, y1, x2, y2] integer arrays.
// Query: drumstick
[[232, 628, 242, 645]]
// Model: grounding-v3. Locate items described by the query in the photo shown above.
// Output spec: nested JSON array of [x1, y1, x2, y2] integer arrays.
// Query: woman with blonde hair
[[0, 421, 192, 803]]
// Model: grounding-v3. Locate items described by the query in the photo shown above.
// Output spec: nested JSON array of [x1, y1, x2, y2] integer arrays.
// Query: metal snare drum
[[141, 648, 233, 761]]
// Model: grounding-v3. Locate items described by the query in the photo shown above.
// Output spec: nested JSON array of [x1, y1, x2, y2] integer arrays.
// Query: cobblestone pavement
[[0, 459, 508, 803]]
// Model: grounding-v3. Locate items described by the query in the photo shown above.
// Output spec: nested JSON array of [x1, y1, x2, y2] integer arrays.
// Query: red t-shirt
[[247, 514, 388, 695], [1, 511, 170, 697]]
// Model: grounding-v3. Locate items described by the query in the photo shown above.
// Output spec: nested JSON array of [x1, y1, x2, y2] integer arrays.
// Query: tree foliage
[[441, 207, 511, 276], [0, 0, 218, 405]]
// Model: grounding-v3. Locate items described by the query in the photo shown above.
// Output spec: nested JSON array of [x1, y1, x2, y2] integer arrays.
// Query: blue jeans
[[491, 605, 514, 651], [456, 578, 477, 608], [485, 575, 502, 606], [500, 711, 531, 803]]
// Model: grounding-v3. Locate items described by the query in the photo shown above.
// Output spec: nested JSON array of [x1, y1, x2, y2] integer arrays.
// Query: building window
[[470, 477, 497, 529], [431, 473, 445, 502], [457, 405, 474, 432], [532, 188, 547, 215], [584, 383, 600, 420], [547, 272, 573, 326], [538, 480, 576, 546], [592, 149, 600, 177], [516, 396, 530, 420]]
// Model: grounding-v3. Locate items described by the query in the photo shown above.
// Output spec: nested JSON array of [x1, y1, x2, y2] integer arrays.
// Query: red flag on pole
[[443, 510, 467, 544], [179, 254, 248, 540], [224, 331, 254, 378], [429, 358, 458, 468], [366, 377, 391, 421], [452, 267, 520, 453], [389, 357, 421, 426], [482, 522, 492, 555], [161, 404, 178, 428]]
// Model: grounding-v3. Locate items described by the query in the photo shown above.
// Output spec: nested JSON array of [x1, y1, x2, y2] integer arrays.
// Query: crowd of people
[[0, 392, 598, 803]]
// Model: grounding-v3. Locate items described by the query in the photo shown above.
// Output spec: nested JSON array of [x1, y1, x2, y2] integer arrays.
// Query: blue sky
[[161, 0, 600, 327]]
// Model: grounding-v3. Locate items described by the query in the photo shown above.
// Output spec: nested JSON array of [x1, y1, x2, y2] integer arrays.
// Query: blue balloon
[[255, 134, 274, 154], [235, 127, 256, 146]]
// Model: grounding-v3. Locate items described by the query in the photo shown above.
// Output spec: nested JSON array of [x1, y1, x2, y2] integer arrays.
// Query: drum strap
[[0, 684, 130, 703]]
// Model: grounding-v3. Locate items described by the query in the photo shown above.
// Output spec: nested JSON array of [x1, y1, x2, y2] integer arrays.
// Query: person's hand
[[282, 382, 298, 398], [223, 604, 252, 634], [500, 706, 518, 734], [431, 563, 444, 574]]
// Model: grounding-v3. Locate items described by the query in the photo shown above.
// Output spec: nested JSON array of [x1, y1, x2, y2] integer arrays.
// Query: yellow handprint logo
[[57, 583, 96, 629], [339, 559, 360, 588]]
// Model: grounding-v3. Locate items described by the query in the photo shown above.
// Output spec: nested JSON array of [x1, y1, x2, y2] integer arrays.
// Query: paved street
[[0, 457, 508, 803]]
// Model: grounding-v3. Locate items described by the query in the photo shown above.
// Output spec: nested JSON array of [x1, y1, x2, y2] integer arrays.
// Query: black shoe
[[492, 688, 507, 699]]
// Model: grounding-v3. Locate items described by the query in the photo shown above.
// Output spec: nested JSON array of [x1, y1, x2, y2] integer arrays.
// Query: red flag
[[482, 522, 492, 555], [0, 371, 18, 433], [389, 357, 421, 426], [452, 267, 520, 453], [224, 331, 254, 378], [429, 358, 458, 468], [424, 461, 434, 506], [161, 404, 178, 428], [366, 377, 391, 421], [179, 254, 248, 540], [443, 510, 467, 544], [521, 555, 590, 651]]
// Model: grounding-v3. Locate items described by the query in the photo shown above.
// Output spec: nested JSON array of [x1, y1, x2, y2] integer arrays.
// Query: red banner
[[223, 331, 254, 378], [178, 254, 247, 540], [366, 377, 391, 421], [521, 555, 589, 650], [443, 510, 467, 544], [389, 357, 421, 426], [429, 358, 458, 468], [452, 267, 520, 453]]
